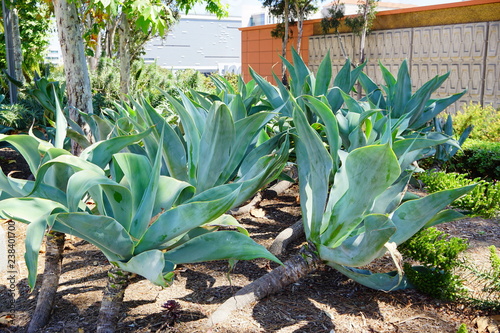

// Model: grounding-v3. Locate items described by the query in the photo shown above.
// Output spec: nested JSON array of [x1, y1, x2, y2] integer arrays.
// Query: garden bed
[[0, 149, 499, 333]]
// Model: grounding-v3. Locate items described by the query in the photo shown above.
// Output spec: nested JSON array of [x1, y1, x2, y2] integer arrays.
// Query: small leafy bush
[[448, 139, 500, 181], [453, 103, 500, 142], [401, 228, 500, 310], [0, 102, 43, 131], [400, 227, 468, 301], [418, 171, 499, 218]]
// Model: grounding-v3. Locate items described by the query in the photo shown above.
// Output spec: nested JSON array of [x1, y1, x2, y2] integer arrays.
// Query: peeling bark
[[96, 267, 131, 333], [53, 0, 93, 154], [119, 13, 131, 98], [27, 232, 65, 333], [209, 245, 322, 326]]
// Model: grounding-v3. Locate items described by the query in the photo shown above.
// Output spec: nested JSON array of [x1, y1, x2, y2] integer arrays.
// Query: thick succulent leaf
[[165, 93, 201, 182], [197, 103, 235, 192], [303, 96, 340, 170], [218, 111, 276, 184], [389, 184, 476, 245], [0, 134, 42, 176], [79, 128, 153, 168], [33, 155, 104, 195], [294, 106, 333, 242], [154, 176, 195, 215], [392, 136, 451, 158], [314, 51, 332, 96], [424, 209, 466, 228], [112, 250, 172, 287], [228, 94, 246, 121], [411, 91, 466, 129], [0, 197, 67, 223], [24, 217, 49, 289], [321, 144, 401, 248], [392, 60, 412, 118], [319, 215, 396, 267], [329, 263, 412, 291], [371, 173, 411, 214], [55, 213, 135, 259], [66, 170, 133, 229], [249, 67, 284, 109], [359, 71, 387, 109], [134, 186, 240, 253], [163, 231, 282, 265]]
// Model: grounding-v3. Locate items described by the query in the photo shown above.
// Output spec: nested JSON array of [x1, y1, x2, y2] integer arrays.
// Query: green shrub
[[418, 171, 499, 218], [401, 228, 500, 310], [448, 139, 500, 181], [0, 102, 43, 130], [453, 102, 500, 142], [400, 227, 468, 301]]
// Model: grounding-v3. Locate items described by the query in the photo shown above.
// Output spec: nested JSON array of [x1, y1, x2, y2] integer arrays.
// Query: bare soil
[[0, 147, 499, 333]]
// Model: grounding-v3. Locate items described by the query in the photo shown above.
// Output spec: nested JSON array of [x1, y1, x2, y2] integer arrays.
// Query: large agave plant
[[0, 102, 282, 289], [293, 96, 474, 290]]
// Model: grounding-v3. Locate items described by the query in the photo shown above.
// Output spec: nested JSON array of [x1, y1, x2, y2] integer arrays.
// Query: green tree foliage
[[0, 0, 51, 81]]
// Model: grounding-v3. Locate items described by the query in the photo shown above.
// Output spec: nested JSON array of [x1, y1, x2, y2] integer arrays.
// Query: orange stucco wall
[[240, 0, 500, 82], [241, 20, 315, 82]]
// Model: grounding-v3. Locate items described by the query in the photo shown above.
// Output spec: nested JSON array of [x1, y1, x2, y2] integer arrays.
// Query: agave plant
[[293, 101, 473, 289]]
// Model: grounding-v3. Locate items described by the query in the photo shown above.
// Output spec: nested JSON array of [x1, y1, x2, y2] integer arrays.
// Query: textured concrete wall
[[309, 20, 500, 113]]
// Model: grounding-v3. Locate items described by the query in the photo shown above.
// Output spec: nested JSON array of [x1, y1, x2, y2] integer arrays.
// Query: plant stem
[[209, 244, 321, 326], [27, 231, 65, 333], [96, 267, 130, 333]]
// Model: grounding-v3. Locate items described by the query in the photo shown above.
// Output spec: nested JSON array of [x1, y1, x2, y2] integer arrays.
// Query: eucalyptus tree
[[261, 0, 320, 83]]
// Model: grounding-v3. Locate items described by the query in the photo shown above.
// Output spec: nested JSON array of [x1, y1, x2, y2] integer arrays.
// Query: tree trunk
[[281, 0, 290, 85], [27, 232, 65, 333], [103, 19, 119, 58], [359, 0, 370, 65], [96, 267, 131, 333], [11, 6, 23, 83], [296, 10, 304, 56], [209, 245, 322, 326], [53, 0, 93, 154], [119, 13, 131, 98]]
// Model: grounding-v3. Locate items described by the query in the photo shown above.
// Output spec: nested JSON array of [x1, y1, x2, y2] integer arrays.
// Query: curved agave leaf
[[320, 144, 400, 248], [163, 231, 281, 265], [293, 106, 333, 242], [134, 185, 240, 253], [389, 184, 476, 245], [329, 263, 412, 291], [153, 176, 195, 216], [197, 102, 235, 192], [66, 170, 133, 229], [0, 197, 67, 289], [0, 134, 42, 176], [112, 250, 173, 287], [55, 212, 135, 260], [79, 127, 153, 168], [319, 214, 396, 267]]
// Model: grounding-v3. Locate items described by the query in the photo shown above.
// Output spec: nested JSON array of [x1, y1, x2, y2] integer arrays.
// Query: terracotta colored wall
[[241, 20, 314, 82], [240, 0, 500, 83]]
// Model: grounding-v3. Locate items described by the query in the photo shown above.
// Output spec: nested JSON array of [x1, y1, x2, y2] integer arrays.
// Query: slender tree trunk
[[27, 232, 65, 333], [96, 268, 131, 333], [281, 0, 290, 85], [53, 0, 93, 154], [296, 11, 304, 55], [11, 7, 23, 83], [359, 0, 370, 65], [119, 13, 131, 98], [209, 245, 322, 326], [103, 19, 119, 58]]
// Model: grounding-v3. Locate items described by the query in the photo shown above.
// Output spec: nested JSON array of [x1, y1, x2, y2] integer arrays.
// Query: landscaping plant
[[418, 171, 499, 218], [209, 54, 475, 324]]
